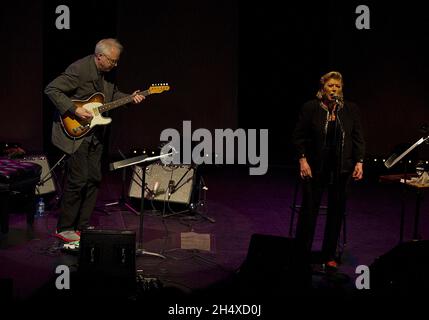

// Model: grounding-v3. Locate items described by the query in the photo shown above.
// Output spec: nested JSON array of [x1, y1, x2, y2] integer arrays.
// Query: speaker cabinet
[[128, 162, 195, 205], [238, 234, 312, 293], [78, 229, 136, 280], [19, 155, 56, 195], [370, 240, 429, 292]]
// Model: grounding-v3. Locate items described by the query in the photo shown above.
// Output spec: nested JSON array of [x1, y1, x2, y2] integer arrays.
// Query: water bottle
[[36, 197, 45, 217]]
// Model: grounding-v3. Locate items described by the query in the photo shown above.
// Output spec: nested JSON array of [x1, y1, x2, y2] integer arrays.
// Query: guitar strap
[[97, 73, 105, 94], [96, 72, 109, 145], [83, 73, 105, 145]]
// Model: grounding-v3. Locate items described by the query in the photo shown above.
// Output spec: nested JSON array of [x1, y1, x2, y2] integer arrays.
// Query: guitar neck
[[98, 89, 150, 113]]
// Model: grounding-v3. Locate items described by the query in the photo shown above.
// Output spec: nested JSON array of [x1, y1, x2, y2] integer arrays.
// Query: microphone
[[168, 180, 175, 196], [152, 181, 159, 198], [334, 95, 344, 104]]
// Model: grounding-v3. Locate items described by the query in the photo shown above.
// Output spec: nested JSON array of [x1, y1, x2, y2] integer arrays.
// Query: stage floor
[[1, 165, 429, 307]]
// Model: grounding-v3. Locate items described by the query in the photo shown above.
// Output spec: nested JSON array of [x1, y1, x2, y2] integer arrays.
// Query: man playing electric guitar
[[45, 38, 145, 242]]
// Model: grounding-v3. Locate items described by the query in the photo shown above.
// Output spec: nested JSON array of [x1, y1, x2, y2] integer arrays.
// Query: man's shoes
[[77, 225, 96, 232], [62, 240, 80, 253], [324, 260, 339, 272], [54, 230, 81, 242]]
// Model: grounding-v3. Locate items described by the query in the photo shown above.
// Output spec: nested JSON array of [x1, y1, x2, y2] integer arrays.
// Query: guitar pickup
[[72, 125, 90, 133]]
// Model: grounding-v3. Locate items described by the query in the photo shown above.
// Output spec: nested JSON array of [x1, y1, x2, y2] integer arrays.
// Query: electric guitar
[[60, 83, 170, 139]]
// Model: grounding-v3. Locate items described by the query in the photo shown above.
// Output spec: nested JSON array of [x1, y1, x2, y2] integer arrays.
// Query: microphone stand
[[161, 166, 194, 218], [34, 153, 67, 211], [191, 174, 214, 223], [333, 101, 346, 261], [136, 161, 166, 258], [109, 153, 174, 259], [164, 164, 215, 223], [37, 153, 67, 190]]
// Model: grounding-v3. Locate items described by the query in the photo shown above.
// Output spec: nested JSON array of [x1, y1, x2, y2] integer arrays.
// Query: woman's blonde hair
[[316, 71, 343, 100]]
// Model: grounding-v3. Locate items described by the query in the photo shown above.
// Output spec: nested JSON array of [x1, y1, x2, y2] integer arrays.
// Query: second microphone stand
[[109, 153, 175, 259], [164, 164, 215, 223]]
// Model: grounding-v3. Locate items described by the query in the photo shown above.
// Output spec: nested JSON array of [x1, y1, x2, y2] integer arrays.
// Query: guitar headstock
[[149, 83, 170, 94]]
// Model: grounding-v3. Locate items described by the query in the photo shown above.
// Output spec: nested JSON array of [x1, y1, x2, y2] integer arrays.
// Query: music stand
[[385, 136, 429, 169], [109, 152, 175, 259], [384, 135, 429, 242]]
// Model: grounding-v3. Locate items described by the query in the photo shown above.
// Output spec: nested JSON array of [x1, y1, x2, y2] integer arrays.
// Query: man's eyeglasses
[[102, 54, 119, 66]]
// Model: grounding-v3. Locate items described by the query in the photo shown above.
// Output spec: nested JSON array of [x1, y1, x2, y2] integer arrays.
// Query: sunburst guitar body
[[60, 84, 169, 139]]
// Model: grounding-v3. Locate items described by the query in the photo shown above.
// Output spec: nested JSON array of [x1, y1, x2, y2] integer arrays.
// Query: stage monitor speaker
[[19, 155, 56, 195], [238, 234, 312, 292], [128, 162, 195, 205], [370, 240, 429, 292], [78, 229, 136, 281]]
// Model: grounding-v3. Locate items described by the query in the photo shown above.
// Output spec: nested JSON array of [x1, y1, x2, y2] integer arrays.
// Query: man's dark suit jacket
[[45, 54, 127, 154]]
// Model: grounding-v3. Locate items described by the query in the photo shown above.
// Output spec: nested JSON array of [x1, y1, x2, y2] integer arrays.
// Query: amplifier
[[128, 162, 195, 205], [19, 155, 56, 195]]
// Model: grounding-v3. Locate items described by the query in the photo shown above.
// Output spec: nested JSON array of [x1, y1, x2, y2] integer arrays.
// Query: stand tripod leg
[[124, 202, 140, 215], [192, 176, 214, 223], [102, 160, 139, 216], [102, 199, 140, 216], [105, 201, 120, 206], [176, 176, 215, 223], [193, 211, 216, 223], [136, 248, 166, 258], [189, 202, 215, 223]]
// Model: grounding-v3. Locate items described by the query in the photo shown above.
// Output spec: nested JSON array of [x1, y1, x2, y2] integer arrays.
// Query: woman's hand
[[352, 162, 363, 180], [299, 157, 312, 179]]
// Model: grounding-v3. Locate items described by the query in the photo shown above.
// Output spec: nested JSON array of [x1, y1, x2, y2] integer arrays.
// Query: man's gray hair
[[95, 38, 123, 55]]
